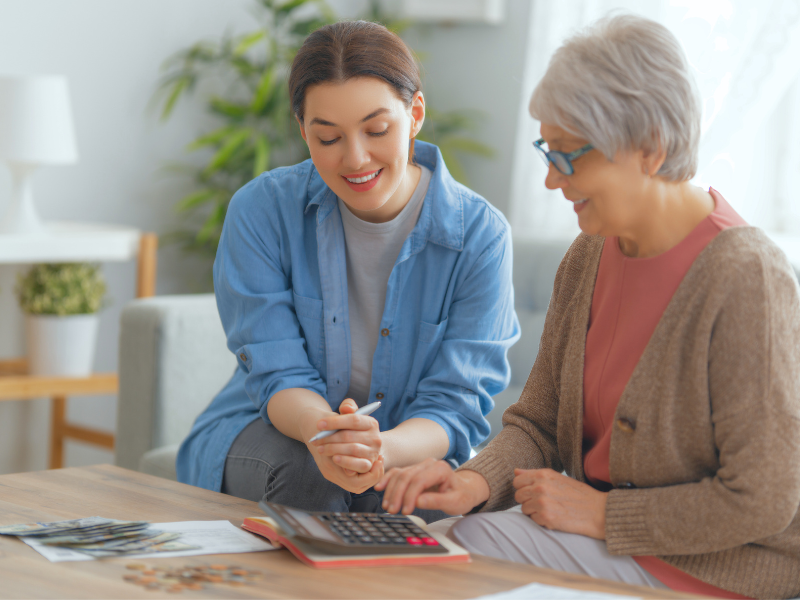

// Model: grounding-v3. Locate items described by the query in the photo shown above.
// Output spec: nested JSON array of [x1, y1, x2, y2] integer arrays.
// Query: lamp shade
[[0, 75, 78, 164]]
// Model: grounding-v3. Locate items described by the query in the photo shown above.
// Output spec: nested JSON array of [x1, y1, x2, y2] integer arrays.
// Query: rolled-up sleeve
[[213, 178, 327, 422], [404, 227, 520, 464]]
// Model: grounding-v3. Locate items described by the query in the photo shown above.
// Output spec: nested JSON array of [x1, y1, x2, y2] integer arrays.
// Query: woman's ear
[[409, 91, 425, 138], [641, 144, 666, 177], [297, 116, 308, 144]]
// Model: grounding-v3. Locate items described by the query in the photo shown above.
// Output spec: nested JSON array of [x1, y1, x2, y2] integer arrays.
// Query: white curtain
[[509, 0, 800, 239]]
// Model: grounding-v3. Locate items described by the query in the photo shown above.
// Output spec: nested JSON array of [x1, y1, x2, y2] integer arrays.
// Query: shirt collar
[[304, 141, 465, 252]]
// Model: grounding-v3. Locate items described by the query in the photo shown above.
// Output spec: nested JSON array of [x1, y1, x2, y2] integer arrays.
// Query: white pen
[[309, 401, 382, 443]]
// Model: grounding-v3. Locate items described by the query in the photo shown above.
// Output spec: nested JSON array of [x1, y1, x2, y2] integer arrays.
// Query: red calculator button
[[406, 537, 422, 545], [422, 537, 439, 546]]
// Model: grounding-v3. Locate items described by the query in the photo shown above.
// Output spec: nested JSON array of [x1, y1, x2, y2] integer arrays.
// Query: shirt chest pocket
[[404, 317, 448, 395], [292, 291, 325, 372]]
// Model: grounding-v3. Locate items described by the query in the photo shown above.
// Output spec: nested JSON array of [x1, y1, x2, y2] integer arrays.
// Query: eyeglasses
[[532, 138, 593, 175]]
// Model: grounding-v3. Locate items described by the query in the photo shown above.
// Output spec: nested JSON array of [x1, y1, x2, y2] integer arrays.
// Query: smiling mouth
[[573, 198, 588, 205], [343, 169, 381, 184]]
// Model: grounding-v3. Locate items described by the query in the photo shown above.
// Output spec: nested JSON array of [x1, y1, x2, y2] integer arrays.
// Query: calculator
[[258, 501, 448, 555]]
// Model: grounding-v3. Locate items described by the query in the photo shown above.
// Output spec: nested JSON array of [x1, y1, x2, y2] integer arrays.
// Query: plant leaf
[[160, 76, 189, 120], [253, 135, 271, 177], [439, 147, 467, 184], [290, 17, 329, 37], [234, 30, 266, 56], [276, 0, 310, 15], [196, 203, 227, 243], [204, 129, 252, 175], [187, 125, 237, 151], [251, 66, 276, 113], [176, 189, 219, 212], [209, 97, 249, 119]]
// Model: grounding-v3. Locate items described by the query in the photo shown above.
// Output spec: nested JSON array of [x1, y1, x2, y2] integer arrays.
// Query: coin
[[126, 563, 147, 570]]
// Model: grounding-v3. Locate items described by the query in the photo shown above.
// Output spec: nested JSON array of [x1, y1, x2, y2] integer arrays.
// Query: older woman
[[375, 14, 800, 599]]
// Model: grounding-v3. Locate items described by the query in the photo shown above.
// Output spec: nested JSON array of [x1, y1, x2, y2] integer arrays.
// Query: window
[[510, 0, 800, 241]]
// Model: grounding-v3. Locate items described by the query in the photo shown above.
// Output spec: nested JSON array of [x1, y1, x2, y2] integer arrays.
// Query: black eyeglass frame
[[532, 138, 594, 175]]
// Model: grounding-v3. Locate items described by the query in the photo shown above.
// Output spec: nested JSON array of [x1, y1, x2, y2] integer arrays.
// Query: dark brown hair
[[289, 20, 422, 158]]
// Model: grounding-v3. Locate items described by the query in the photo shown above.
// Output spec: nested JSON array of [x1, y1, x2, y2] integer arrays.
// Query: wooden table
[[0, 465, 693, 599]]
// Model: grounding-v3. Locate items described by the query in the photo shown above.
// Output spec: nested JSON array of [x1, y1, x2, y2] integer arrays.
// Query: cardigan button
[[616, 418, 636, 433]]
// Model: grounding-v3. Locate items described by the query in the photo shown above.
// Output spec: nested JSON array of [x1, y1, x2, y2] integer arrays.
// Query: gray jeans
[[221, 417, 448, 523], [449, 511, 668, 589]]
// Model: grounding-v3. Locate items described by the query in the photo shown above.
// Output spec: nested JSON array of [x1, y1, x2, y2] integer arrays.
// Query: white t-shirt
[[337, 165, 432, 406]]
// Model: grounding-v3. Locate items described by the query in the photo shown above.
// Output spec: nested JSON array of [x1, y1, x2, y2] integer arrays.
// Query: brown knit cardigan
[[459, 227, 800, 599]]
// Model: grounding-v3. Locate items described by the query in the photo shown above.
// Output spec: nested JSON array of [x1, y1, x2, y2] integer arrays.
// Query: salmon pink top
[[583, 188, 751, 598]]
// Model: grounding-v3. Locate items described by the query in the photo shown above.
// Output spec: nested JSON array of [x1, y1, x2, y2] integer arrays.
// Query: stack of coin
[[123, 563, 264, 593]]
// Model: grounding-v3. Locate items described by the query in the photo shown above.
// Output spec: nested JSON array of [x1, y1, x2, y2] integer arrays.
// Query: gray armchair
[[115, 239, 572, 479]]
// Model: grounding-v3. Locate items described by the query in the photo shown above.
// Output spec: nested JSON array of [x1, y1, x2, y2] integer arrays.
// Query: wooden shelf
[[0, 372, 118, 401]]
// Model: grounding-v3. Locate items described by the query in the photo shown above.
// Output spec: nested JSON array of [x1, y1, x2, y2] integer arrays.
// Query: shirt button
[[381, 328, 390, 337], [375, 393, 384, 399], [616, 418, 635, 433], [239, 353, 247, 361]]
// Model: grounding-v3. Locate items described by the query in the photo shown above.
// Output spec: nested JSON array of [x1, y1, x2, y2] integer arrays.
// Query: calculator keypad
[[317, 513, 441, 550]]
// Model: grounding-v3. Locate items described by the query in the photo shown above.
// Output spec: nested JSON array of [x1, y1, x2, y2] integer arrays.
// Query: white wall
[[0, 0, 529, 474], [0, 0, 254, 474], [402, 0, 532, 215]]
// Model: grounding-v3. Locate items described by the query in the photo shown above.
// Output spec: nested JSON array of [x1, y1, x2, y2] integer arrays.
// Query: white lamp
[[0, 76, 79, 235]]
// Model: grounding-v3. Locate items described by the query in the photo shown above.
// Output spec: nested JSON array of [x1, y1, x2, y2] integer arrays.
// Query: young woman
[[377, 14, 800, 597], [176, 20, 519, 520]]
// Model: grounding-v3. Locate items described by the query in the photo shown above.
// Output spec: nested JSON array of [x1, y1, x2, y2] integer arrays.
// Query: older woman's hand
[[513, 468, 607, 540], [375, 458, 490, 515]]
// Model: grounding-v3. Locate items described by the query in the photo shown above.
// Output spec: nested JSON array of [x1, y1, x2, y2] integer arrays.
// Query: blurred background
[[0, 0, 798, 474]]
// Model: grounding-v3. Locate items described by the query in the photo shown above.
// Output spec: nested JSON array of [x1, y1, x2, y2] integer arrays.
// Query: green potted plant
[[16, 263, 107, 376]]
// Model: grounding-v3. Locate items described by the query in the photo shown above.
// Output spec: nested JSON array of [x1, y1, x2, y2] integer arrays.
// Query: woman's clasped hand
[[511, 468, 607, 540], [375, 458, 489, 516], [378, 461, 607, 540], [305, 398, 384, 494]]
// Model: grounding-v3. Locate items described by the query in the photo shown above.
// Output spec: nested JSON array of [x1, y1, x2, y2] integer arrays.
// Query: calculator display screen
[[283, 507, 338, 542]]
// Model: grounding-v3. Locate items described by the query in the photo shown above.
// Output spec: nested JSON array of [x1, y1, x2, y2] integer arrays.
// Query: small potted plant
[[16, 263, 107, 377]]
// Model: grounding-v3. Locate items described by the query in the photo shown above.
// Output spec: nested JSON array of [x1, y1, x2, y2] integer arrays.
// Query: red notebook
[[242, 516, 470, 569]]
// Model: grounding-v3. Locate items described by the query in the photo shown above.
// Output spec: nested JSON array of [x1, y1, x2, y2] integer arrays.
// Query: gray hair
[[530, 14, 701, 181]]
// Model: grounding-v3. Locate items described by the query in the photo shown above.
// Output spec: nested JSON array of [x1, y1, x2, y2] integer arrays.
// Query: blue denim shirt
[[176, 141, 520, 491]]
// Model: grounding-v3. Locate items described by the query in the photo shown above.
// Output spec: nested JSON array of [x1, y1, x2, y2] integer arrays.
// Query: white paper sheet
[[472, 582, 641, 600], [22, 520, 276, 562]]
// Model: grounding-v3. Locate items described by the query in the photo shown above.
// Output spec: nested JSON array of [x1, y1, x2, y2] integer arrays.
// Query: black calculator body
[[258, 501, 448, 555]]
